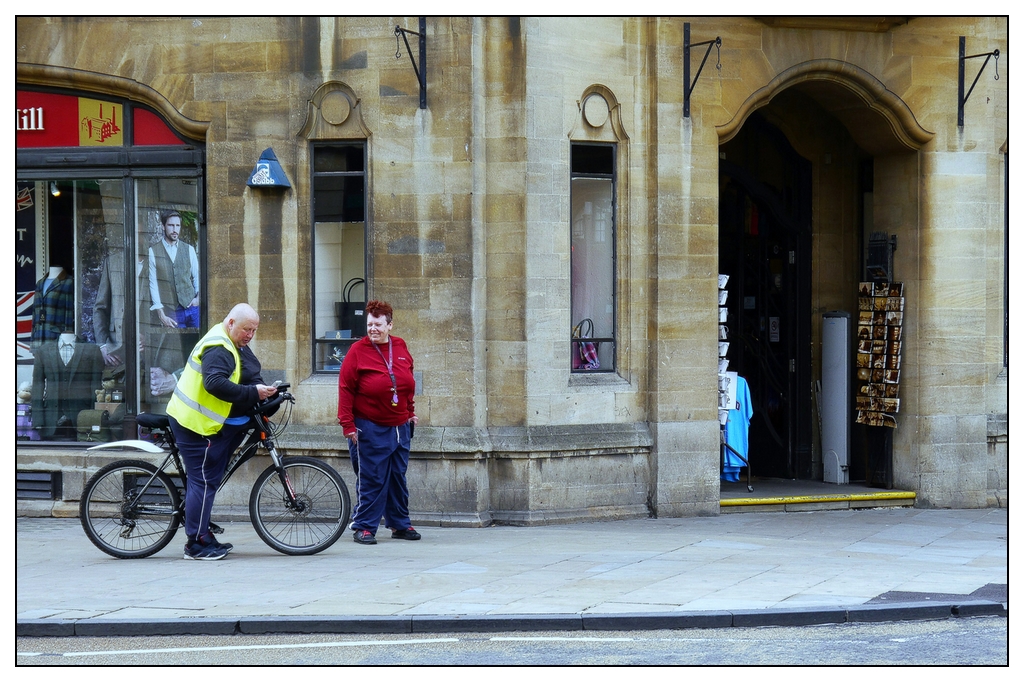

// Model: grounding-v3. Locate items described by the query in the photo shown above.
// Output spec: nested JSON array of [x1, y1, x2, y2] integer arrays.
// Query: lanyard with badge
[[372, 339, 399, 406]]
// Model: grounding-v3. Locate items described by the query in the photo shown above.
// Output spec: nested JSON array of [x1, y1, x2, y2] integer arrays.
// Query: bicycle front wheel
[[79, 459, 181, 559], [249, 456, 351, 555]]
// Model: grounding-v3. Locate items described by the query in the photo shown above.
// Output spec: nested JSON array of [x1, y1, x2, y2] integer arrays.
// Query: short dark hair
[[364, 299, 393, 323], [159, 210, 181, 226]]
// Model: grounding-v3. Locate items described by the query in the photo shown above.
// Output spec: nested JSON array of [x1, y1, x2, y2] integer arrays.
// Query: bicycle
[[79, 384, 351, 559]]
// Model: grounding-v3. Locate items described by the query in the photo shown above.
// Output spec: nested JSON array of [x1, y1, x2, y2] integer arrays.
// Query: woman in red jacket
[[337, 300, 420, 544]]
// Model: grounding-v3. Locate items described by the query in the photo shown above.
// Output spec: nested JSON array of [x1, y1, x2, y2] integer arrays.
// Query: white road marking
[[491, 636, 634, 642], [19, 637, 460, 658]]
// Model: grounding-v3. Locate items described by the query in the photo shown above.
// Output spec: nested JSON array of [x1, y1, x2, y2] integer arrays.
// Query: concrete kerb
[[410, 614, 583, 633], [729, 607, 848, 628], [581, 611, 733, 631], [16, 601, 1007, 638], [239, 615, 413, 635]]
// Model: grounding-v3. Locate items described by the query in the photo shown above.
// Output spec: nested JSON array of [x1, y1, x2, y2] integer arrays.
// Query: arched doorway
[[719, 110, 815, 479], [717, 62, 933, 484]]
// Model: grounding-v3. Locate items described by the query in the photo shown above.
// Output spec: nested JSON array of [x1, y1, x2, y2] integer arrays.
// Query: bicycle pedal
[[209, 521, 225, 535]]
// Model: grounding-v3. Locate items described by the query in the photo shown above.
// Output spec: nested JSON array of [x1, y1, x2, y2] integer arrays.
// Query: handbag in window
[[572, 318, 600, 370], [335, 277, 366, 337]]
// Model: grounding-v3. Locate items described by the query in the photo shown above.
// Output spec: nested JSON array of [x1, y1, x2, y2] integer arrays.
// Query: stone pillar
[[912, 149, 992, 507], [649, 19, 720, 517]]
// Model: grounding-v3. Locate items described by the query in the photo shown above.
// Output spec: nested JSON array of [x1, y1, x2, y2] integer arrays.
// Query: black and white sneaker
[[183, 540, 228, 561], [200, 533, 233, 554]]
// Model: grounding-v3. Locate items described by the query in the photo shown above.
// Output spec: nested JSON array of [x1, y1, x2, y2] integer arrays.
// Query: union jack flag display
[[16, 182, 36, 361], [16, 291, 34, 360]]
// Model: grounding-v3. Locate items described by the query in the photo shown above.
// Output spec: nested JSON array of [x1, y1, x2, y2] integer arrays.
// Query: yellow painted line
[[720, 491, 916, 506]]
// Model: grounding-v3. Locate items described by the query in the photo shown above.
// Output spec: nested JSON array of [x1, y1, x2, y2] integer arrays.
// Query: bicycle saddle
[[137, 413, 171, 430]]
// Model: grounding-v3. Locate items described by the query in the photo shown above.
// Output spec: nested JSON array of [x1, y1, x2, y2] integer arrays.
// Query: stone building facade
[[15, 16, 1007, 522]]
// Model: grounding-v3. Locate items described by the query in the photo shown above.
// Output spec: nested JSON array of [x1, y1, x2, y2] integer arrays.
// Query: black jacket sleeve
[[201, 346, 261, 415]]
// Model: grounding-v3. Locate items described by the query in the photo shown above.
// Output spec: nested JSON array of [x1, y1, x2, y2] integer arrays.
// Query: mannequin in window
[[148, 210, 200, 329], [93, 248, 126, 368], [58, 332, 76, 364], [138, 252, 185, 413], [31, 330, 104, 439], [32, 265, 75, 344]]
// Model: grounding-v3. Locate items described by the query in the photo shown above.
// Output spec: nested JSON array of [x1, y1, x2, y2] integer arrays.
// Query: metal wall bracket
[[867, 232, 898, 282], [395, 18, 427, 109], [958, 35, 999, 128], [684, 22, 721, 118]]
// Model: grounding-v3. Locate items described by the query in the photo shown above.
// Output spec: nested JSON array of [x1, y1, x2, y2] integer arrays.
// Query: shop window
[[16, 87, 204, 444], [570, 143, 616, 372], [312, 143, 367, 372], [17, 179, 128, 442], [15, 177, 200, 440], [135, 179, 201, 416]]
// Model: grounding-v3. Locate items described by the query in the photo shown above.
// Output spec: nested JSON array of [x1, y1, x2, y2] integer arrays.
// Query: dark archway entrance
[[719, 112, 813, 479], [716, 61, 934, 488]]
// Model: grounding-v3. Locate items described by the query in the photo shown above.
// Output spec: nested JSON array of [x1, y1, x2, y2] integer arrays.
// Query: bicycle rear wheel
[[79, 459, 181, 559], [249, 456, 350, 555]]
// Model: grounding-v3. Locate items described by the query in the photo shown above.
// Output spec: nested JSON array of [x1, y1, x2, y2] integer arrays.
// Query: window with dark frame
[[570, 143, 616, 373], [311, 143, 367, 373], [16, 89, 204, 443]]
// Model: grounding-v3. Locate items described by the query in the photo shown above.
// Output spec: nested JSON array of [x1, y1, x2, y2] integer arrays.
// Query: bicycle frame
[[82, 388, 350, 558], [219, 411, 299, 505], [88, 393, 298, 517]]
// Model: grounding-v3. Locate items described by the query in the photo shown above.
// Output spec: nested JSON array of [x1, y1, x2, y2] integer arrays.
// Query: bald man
[[166, 303, 279, 560]]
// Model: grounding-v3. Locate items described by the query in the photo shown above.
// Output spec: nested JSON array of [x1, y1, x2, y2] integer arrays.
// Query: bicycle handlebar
[[252, 388, 294, 415]]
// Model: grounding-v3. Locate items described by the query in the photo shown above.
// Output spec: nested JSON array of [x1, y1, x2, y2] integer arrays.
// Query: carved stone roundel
[[583, 94, 609, 128], [321, 91, 352, 125]]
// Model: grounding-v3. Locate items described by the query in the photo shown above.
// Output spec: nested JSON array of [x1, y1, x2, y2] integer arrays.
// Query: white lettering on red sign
[[16, 107, 44, 131]]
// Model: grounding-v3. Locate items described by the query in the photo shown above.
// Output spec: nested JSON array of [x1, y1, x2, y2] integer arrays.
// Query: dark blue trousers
[[169, 416, 249, 540], [174, 304, 201, 329], [348, 418, 412, 534]]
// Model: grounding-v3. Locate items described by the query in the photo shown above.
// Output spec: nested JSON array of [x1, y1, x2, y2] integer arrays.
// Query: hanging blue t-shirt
[[722, 375, 753, 482]]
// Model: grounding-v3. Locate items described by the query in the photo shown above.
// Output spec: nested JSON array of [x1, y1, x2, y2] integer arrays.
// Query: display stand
[[718, 274, 753, 492], [854, 281, 903, 429]]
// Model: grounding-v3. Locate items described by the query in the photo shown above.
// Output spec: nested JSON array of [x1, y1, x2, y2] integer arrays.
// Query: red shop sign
[[17, 90, 183, 148]]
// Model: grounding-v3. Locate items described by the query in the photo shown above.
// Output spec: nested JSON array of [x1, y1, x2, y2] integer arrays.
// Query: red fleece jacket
[[337, 335, 416, 434]]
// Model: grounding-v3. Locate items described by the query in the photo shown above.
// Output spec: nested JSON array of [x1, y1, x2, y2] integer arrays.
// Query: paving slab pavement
[[16, 507, 1007, 636]]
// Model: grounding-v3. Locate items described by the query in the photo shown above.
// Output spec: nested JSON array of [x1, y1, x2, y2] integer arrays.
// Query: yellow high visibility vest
[[166, 323, 242, 436]]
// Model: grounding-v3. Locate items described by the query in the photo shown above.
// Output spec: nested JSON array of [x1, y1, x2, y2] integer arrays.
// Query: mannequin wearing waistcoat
[[148, 210, 200, 329], [31, 333, 104, 438], [137, 254, 186, 413]]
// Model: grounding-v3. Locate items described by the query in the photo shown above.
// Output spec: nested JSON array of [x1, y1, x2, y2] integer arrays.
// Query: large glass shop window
[[16, 89, 204, 444], [135, 179, 201, 416], [16, 179, 127, 442], [15, 178, 201, 440]]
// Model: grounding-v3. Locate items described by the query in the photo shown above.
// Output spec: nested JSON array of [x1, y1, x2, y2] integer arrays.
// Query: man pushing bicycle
[[166, 303, 278, 560]]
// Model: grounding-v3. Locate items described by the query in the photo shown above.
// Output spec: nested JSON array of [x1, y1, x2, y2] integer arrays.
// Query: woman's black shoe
[[353, 530, 377, 545], [391, 527, 421, 540]]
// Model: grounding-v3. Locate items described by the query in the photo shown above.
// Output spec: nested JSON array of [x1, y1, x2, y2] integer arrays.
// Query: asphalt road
[[17, 615, 1007, 666]]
